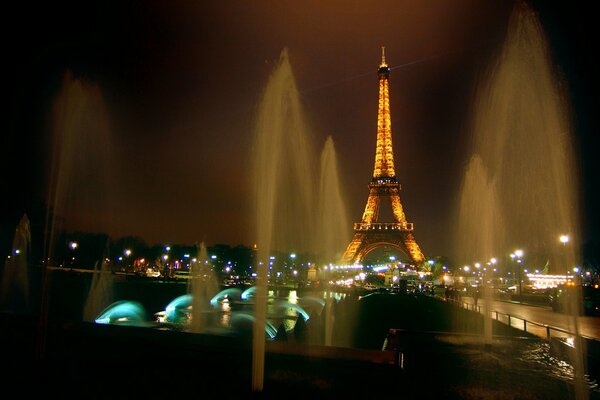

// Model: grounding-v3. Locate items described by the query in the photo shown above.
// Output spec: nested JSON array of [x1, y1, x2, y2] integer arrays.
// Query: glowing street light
[[514, 249, 523, 258], [559, 234, 570, 278], [124, 249, 132, 271], [69, 241, 78, 268], [513, 249, 524, 295]]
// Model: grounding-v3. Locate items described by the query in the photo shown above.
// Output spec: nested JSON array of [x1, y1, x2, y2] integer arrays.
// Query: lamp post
[[124, 249, 132, 272], [514, 249, 523, 296], [559, 234, 569, 283], [69, 241, 78, 268]]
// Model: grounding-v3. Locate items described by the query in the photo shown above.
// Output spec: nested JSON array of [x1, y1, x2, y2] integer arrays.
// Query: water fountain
[[316, 136, 351, 264], [187, 241, 220, 333], [250, 47, 354, 391], [43, 71, 116, 267], [456, 1, 586, 396], [83, 244, 114, 322]]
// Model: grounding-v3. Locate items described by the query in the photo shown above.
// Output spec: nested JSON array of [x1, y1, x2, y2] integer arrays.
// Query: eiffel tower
[[342, 47, 426, 266]]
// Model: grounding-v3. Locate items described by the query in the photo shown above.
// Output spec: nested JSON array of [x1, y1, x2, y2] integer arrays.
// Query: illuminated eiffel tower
[[342, 47, 425, 266]]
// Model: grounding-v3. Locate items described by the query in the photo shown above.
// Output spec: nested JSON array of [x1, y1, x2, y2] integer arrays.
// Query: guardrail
[[458, 300, 574, 340]]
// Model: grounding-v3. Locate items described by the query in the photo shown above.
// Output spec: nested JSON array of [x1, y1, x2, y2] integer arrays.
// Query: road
[[460, 296, 600, 341]]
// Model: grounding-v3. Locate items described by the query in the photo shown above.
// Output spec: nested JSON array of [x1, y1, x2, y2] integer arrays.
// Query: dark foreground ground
[[2, 312, 599, 399], [1, 270, 599, 399]]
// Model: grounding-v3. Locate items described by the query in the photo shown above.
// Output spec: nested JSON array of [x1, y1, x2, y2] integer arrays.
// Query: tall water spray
[[457, 1, 584, 394], [317, 136, 351, 264], [39, 71, 116, 355], [44, 71, 116, 269], [251, 47, 317, 392], [251, 48, 351, 391], [458, 1, 580, 265]]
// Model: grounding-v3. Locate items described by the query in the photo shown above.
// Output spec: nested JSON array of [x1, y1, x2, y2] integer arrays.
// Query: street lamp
[[559, 234, 569, 280], [124, 249, 132, 271], [513, 249, 523, 296], [69, 241, 78, 268]]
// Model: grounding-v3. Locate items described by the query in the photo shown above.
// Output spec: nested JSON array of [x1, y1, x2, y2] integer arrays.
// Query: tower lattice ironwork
[[342, 47, 425, 265]]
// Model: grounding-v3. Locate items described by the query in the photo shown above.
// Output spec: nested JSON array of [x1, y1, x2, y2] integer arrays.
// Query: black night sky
[[1, 0, 598, 264]]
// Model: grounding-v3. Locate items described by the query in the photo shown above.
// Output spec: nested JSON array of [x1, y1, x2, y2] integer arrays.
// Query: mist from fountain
[[457, 1, 585, 395], [1, 214, 31, 313]]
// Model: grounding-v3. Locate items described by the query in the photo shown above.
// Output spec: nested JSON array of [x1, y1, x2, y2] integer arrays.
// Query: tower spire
[[374, 47, 394, 179]]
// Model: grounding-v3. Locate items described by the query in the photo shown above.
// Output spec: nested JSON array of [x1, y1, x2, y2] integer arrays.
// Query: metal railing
[[457, 300, 575, 340]]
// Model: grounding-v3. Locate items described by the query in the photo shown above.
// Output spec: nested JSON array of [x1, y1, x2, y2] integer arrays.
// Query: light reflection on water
[[518, 340, 599, 392]]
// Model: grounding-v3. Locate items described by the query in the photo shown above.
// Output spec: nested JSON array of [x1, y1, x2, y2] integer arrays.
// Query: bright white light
[[515, 249, 523, 258], [165, 246, 171, 251], [163, 255, 169, 260], [290, 253, 296, 259], [559, 235, 569, 244], [490, 258, 497, 264], [70, 242, 78, 250], [124, 249, 132, 256]]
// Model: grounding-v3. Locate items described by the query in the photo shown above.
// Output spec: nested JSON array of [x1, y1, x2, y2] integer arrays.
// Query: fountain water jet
[[83, 244, 114, 323], [187, 241, 219, 333], [457, 1, 585, 395], [251, 47, 351, 391], [316, 136, 351, 264], [43, 71, 117, 268], [251, 47, 318, 392]]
